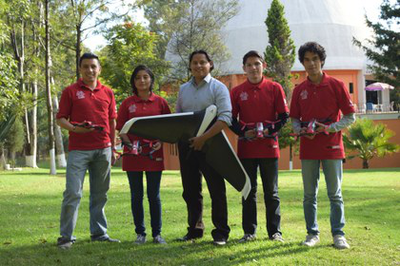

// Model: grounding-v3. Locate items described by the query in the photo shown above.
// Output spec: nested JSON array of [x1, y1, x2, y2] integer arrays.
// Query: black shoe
[[238, 233, 256, 243], [92, 237, 121, 243], [176, 234, 202, 242], [57, 237, 74, 249]]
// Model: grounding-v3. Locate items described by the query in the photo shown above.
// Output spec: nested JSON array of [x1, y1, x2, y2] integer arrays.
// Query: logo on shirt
[[76, 91, 85, 99], [240, 92, 248, 101], [129, 104, 137, 113], [300, 90, 308, 100]]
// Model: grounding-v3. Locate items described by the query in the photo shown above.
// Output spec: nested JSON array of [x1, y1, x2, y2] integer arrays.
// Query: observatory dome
[[220, 0, 372, 74]]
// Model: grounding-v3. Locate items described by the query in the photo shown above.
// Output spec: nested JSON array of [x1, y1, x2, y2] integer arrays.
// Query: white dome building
[[217, 0, 389, 112]]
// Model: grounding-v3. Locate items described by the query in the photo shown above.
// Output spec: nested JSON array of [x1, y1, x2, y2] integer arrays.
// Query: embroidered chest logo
[[240, 92, 248, 101], [300, 90, 308, 100], [76, 91, 85, 99], [129, 104, 137, 113]]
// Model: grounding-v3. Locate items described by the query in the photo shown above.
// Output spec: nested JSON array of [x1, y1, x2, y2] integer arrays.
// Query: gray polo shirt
[[176, 74, 232, 126]]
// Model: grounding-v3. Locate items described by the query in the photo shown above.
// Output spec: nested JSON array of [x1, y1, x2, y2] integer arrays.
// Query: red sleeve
[[56, 87, 72, 120], [289, 86, 301, 119], [274, 83, 289, 114], [116, 99, 129, 131], [337, 81, 356, 115], [161, 98, 171, 114], [108, 89, 117, 120], [230, 88, 239, 119]]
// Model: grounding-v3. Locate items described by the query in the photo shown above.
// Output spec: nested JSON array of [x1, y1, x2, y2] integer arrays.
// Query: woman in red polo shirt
[[116, 65, 171, 245]]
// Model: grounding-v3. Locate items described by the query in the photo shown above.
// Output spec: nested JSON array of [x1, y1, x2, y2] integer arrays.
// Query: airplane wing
[[120, 105, 218, 141], [119, 105, 251, 199]]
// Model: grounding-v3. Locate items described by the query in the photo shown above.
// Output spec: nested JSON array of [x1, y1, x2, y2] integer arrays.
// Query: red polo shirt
[[290, 73, 355, 160], [116, 93, 171, 171], [56, 79, 117, 151], [231, 78, 289, 158]]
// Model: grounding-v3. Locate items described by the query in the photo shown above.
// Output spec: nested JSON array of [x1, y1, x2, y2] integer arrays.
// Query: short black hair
[[130, 65, 155, 96], [188, 50, 214, 72], [242, 50, 264, 65], [79, 52, 100, 67], [298, 42, 326, 67]]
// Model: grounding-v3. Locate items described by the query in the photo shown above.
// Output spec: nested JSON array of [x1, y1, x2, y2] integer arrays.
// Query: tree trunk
[[25, 81, 38, 168], [45, 0, 56, 175], [289, 143, 293, 170], [11, 21, 32, 167], [25, 1, 43, 168], [362, 159, 369, 169], [52, 94, 67, 168], [0, 147, 7, 170], [76, 24, 81, 80]]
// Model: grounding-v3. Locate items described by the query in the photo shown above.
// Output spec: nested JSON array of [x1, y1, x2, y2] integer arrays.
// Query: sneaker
[[302, 234, 320, 247], [333, 235, 350, 249], [135, 234, 146, 245], [57, 237, 74, 250], [176, 234, 202, 242], [213, 238, 227, 246], [238, 234, 256, 243], [270, 232, 284, 242], [91, 236, 121, 243], [153, 235, 167, 244]]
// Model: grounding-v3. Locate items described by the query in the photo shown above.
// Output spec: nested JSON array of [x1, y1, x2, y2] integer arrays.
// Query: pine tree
[[264, 0, 296, 169], [264, 0, 296, 101]]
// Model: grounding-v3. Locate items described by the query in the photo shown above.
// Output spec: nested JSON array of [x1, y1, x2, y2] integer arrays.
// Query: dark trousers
[[127, 171, 162, 237], [178, 142, 230, 240], [241, 158, 281, 237]]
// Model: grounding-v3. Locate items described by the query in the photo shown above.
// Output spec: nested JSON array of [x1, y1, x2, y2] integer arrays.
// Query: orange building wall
[[163, 117, 400, 170], [220, 70, 359, 106], [162, 71, 399, 170], [292, 70, 359, 105]]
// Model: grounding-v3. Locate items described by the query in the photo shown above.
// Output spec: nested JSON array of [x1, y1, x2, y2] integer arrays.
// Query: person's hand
[[72, 126, 94, 134], [244, 129, 256, 139], [263, 128, 271, 136], [315, 122, 328, 133], [152, 141, 162, 151], [189, 136, 207, 151], [111, 150, 118, 166], [300, 127, 315, 139]]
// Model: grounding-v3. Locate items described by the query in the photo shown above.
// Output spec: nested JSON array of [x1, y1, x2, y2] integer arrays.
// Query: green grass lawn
[[0, 167, 399, 265]]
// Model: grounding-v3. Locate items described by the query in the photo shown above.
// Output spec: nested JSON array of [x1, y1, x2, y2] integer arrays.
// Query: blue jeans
[[60, 148, 111, 241], [127, 171, 162, 237], [301, 159, 345, 236]]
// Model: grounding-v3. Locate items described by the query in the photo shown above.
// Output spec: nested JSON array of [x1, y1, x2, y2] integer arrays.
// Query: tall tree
[[353, 0, 400, 108], [142, 0, 186, 60], [5, 0, 39, 167], [59, 0, 132, 79], [23, 0, 44, 168], [264, 0, 296, 169], [143, 0, 238, 83], [264, 0, 296, 101], [44, 0, 56, 174], [100, 20, 169, 102], [343, 118, 399, 169]]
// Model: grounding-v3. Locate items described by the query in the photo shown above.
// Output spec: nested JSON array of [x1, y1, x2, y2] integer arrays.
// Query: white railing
[[356, 102, 398, 114]]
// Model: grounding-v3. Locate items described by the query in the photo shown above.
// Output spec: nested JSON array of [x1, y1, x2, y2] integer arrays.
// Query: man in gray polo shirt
[[176, 50, 232, 245]]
